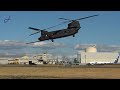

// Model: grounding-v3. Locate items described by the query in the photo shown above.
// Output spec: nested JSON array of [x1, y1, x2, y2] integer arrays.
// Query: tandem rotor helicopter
[[26, 14, 99, 44]]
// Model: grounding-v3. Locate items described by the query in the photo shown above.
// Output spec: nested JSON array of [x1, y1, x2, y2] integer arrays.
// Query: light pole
[[85, 55, 86, 64]]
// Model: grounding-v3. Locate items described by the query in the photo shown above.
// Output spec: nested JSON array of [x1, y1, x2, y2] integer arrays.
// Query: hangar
[[77, 46, 120, 64]]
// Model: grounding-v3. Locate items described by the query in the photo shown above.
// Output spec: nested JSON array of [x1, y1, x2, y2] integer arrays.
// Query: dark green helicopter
[[27, 14, 99, 44]]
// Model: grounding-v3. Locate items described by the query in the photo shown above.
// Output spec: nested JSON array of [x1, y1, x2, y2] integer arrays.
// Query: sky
[[0, 11, 120, 58]]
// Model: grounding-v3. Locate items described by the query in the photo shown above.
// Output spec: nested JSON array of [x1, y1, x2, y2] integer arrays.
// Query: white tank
[[85, 47, 97, 52]]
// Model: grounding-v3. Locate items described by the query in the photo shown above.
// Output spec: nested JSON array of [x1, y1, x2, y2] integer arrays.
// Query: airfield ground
[[0, 64, 120, 79]]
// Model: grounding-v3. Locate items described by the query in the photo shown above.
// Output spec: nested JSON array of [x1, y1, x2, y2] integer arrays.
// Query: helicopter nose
[[38, 37, 41, 40]]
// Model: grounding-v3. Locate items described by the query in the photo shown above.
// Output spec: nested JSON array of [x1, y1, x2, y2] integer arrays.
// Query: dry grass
[[0, 65, 120, 79]]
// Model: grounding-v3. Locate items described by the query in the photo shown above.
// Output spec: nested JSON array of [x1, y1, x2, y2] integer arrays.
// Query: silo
[[77, 47, 97, 64], [77, 51, 82, 63], [85, 46, 97, 53]]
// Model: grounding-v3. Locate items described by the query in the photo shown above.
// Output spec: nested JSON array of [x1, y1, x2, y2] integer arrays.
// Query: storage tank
[[85, 47, 97, 53]]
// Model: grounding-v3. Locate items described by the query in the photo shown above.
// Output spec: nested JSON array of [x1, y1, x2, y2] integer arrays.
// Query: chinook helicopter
[[26, 14, 99, 44]]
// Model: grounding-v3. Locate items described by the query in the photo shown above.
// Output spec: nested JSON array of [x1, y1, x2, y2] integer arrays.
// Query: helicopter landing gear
[[73, 34, 75, 37], [51, 39, 54, 42]]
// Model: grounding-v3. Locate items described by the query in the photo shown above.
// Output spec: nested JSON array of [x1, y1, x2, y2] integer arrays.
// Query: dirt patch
[[0, 66, 120, 79]]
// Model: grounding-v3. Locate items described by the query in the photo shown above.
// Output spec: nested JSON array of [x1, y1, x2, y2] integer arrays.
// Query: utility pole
[[85, 55, 86, 64]]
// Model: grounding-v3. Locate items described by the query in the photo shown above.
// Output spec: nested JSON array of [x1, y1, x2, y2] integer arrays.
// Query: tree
[[74, 58, 78, 63]]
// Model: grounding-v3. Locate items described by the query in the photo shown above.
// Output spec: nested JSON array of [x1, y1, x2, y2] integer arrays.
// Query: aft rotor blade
[[26, 41, 40, 44], [42, 22, 68, 30], [76, 14, 99, 21], [58, 14, 99, 25], [44, 20, 71, 29], [42, 18, 73, 30]]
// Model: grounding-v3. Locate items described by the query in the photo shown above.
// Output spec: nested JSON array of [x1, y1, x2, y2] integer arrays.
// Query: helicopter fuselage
[[38, 27, 80, 42], [38, 20, 80, 42]]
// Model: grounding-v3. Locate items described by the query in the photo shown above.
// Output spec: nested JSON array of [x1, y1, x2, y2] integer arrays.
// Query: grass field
[[0, 65, 120, 79]]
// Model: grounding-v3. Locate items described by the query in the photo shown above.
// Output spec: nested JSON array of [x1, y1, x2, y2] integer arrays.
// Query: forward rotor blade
[[26, 41, 40, 44], [28, 27, 41, 36], [59, 18, 71, 21], [28, 27, 41, 31], [28, 18, 71, 31], [76, 14, 99, 21], [29, 31, 40, 36]]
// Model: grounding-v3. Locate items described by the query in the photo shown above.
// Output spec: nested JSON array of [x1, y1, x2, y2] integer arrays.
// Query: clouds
[[0, 40, 68, 56], [0, 40, 66, 50], [74, 43, 120, 52], [30, 41, 66, 50], [96, 44, 120, 52], [0, 39, 120, 53], [0, 40, 120, 58], [0, 40, 27, 50]]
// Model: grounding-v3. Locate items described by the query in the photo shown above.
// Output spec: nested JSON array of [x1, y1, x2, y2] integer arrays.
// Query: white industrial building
[[0, 52, 58, 65], [0, 55, 21, 65], [77, 46, 120, 64], [33, 53, 58, 64]]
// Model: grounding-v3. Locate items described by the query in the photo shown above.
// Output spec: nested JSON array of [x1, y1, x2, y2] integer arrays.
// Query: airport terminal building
[[77, 47, 120, 64]]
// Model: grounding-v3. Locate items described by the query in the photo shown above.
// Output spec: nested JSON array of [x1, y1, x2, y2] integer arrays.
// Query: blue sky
[[0, 11, 120, 57]]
